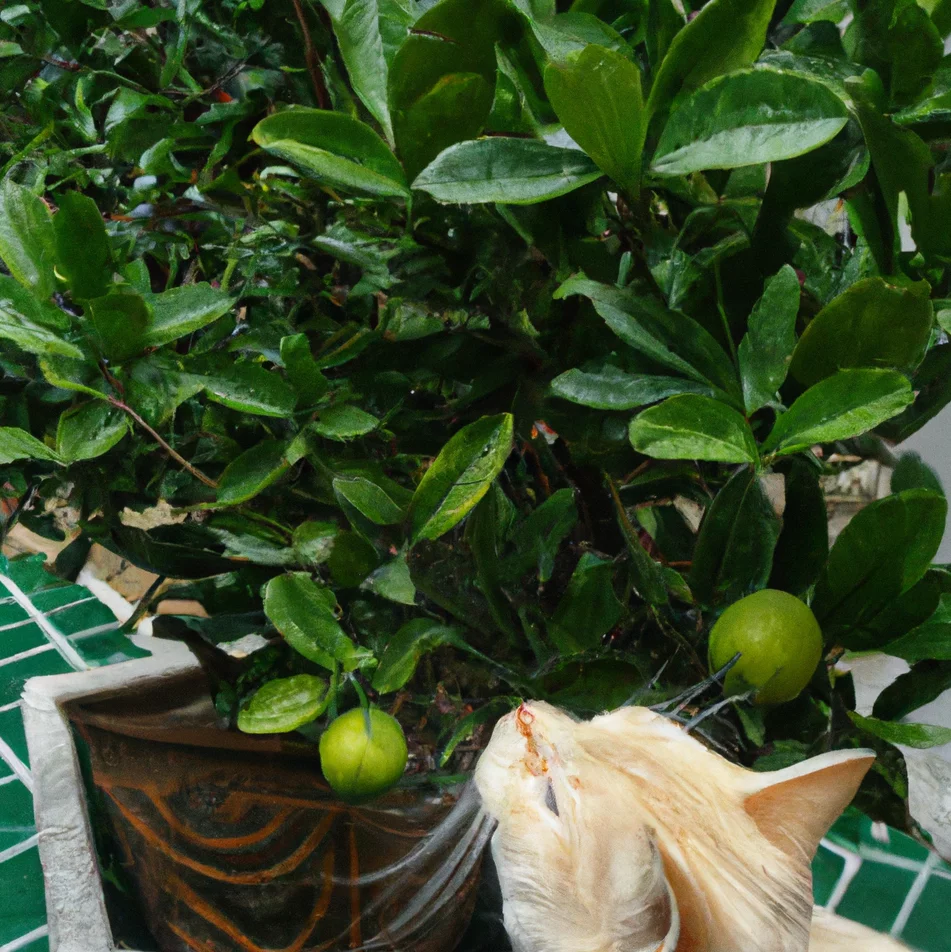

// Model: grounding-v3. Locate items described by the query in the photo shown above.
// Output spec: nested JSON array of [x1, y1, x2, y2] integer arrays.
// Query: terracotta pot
[[65, 669, 487, 952]]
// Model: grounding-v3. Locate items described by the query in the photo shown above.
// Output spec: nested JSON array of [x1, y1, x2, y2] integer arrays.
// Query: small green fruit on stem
[[318, 707, 408, 803], [708, 589, 823, 706]]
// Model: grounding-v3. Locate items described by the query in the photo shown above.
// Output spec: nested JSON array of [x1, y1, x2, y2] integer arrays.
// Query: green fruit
[[708, 589, 823, 706], [318, 707, 408, 803]]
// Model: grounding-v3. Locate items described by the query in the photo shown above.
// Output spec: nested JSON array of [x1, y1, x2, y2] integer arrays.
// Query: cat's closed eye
[[544, 780, 559, 816]]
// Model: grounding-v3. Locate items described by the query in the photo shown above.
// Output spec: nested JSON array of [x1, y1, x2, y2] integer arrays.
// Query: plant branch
[[290, 0, 329, 109], [108, 397, 219, 489]]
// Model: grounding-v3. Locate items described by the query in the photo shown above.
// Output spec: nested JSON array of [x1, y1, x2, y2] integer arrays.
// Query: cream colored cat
[[475, 701, 911, 952]]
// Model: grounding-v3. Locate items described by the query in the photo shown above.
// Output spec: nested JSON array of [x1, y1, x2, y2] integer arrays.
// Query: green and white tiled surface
[[0, 552, 948, 952]]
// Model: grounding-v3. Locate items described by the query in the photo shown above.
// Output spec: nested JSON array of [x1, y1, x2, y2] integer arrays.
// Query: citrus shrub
[[708, 589, 823, 706], [2, 0, 951, 825]]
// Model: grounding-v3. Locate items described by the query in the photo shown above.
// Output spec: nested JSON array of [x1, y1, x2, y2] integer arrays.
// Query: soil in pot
[[66, 671, 489, 952]]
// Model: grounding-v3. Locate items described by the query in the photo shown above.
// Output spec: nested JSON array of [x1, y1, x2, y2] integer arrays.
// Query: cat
[[474, 701, 911, 952]]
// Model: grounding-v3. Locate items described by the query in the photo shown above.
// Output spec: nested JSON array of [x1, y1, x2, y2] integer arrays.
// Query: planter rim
[[22, 638, 201, 952]]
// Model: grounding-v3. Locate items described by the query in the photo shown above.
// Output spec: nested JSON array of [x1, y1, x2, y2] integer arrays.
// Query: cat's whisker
[[622, 657, 672, 707], [649, 652, 741, 715], [682, 691, 755, 733]]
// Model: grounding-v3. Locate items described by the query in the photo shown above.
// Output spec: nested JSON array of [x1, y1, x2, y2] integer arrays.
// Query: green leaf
[[790, 277, 933, 389], [0, 427, 62, 465], [323, 0, 417, 143], [413, 139, 602, 205], [768, 457, 828, 595], [53, 192, 112, 301], [252, 108, 409, 198], [333, 475, 406, 524], [645, 0, 777, 120], [877, 345, 951, 442], [501, 487, 576, 584], [886, 593, 951, 662], [550, 366, 713, 410], [202, 364, 298, 417], [143, 283, 234, 348], [555, 276, 739, 397], [263, 573, 373, 671], [439, 696, 521, 767], [56, 402, 128, 462], [312, 405, 380, 441], [237, 675, 330, 733], [783, 0, 850, 24], [362, 553, 417, 604], [293, 521, 339, 566], [371, 618, 466, 693], [628, 395, 757, 464], [0, 275, 83, 359], [410, 413, 513, 544], [216, 442, 291, 506], [388, 0, 507, 177], [873, 662, 951, 722], [761, 369, 913, 457], [548, 552, 624, 653], [690, 467, 782, 607], [892, 452, 944, 496], [543, 44, 645, 195], [738, 265, 800, 413], [849, 712, 951, 750], [812, 490, 947, 642], [85, 292, 150, 363], [0, 178, 56, 298], [609, 479, 668, 606], [280, 334, 328, 407], [652, 69, 848, 176]]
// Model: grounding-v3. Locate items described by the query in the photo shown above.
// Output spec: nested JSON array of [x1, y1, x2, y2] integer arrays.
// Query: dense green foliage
[[2, 0, 951, 824]]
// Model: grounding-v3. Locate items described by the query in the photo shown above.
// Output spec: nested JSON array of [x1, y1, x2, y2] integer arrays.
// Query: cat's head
[[475, 701, 875, 952]]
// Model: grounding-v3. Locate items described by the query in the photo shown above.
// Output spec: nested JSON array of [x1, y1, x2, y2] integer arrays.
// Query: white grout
[[0, 834, 39, 865], [891, 851, 941, 937], [0, 925, 49, 952], [0, 736, 32, 792]]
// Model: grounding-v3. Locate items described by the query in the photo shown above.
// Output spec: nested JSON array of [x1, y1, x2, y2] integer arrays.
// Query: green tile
[[812, 844, 847, 906], [0, 620, 49, 659], [29, 587, 91, 615], [0, 651, 73, 707], [71, 629, 149, 666], [0, 778, 35, 852], [13, 930, 50, 952], [0, 846, 46, 946], [835, 861, 918, 933], [0, 706, 30, 766], [902, 875, 951, 951]]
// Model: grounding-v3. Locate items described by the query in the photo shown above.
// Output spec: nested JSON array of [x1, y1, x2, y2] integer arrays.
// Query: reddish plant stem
[[290, 0, 329, 109]]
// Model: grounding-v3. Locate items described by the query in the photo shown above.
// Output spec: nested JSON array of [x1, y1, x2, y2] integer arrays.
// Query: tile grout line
[[0, 735, 32, 792], [0, 644, 54, 669], [0, 576, 88, 672], [0, 925, 49, 952], [818, 837, 863, 914], [0, 595, 99, 633], [0, 834, 39, 866], [890, 851, 941, 938]]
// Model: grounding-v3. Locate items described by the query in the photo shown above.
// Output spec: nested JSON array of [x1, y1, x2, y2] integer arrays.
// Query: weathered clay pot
[[66, 670, 486, 952]]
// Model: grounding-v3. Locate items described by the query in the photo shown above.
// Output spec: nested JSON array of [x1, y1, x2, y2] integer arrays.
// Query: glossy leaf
[[202, 364, 297, 417], [885, 593, 951, 662], [652, 69, 848, 176], [0, 275, 83, 359], [216, 441, 291, 506], [312, 405, 380, 440], [410, 413, 513, 544], [551, 365, 713, 410], [56, 402, 128, 462], [413, 138, 602, 205], [548, 552, 624, 653], [280, 333, 329, 407], [263, 573, 373, 671], [252, 108, 409, 198], [789, 277, 933, 387], [877, 345, 951, 442], [738, 265, 800, 413], [143, 283, 234, 348], [783, 0, 850, 23], [645, 0, 776, 119], [372, 618, 466, 693], [53, 192, 112, 300], [85, 292, 150, 363], [0, 427, 62, 465], [362, 554, 416, 604], [873, 662, 951, 722], [761, 369, 914, 457], [628, 395, 757, 464], [237, 675, 330, 733], [812, 490, 947, 642], [849, 712, 951, 750], [544, 44, 645, 195], [690, 467, 782, 607], [0, 178, 56, 298], [333, 475, 405, 524], [768, 457, 828, 595]]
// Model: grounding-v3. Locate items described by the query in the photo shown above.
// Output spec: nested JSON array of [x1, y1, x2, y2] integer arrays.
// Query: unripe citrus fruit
[[319, 707, 408, 803], [708, 589, 823, 706]]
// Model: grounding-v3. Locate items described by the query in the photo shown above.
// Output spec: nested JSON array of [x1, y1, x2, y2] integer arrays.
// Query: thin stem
[[109, 397, 219, 489], [714, 261, 739, 367], [121, 574, 167, 633], [290, 0, 329, 109]]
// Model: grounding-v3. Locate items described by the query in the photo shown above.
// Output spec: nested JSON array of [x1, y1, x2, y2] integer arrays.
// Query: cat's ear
[[743, 749, 875, 861]]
